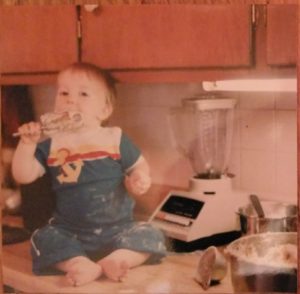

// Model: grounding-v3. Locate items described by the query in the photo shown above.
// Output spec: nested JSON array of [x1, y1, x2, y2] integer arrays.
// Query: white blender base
[[149, 176, 248, 242]]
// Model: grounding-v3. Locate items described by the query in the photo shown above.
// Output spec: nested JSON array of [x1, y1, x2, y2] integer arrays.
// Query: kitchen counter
[[2, 185, 235, 293], [3, 240, 234, 293]]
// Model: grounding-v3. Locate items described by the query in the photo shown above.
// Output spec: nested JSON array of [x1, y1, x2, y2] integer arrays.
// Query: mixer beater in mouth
[[13, 111, 85, 137]]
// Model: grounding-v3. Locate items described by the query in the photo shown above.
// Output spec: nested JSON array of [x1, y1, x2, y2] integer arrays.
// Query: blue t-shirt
[[34, 127, 141, 230]]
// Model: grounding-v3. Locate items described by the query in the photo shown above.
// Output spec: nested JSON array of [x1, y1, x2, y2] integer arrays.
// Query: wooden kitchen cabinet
[[0, 4, 295, 85], [0, 5, 78, 74], [266, 4, 297, 66], [81, 5, 253, 70]]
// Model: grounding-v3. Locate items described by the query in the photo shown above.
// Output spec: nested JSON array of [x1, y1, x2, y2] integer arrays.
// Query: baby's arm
[[12, 122, 44, 184], [125, 156, 151, 195]]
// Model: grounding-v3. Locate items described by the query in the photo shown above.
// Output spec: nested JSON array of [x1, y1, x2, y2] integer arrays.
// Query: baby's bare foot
[[64, 257, 103, 287], [99, 259, 129, 282]]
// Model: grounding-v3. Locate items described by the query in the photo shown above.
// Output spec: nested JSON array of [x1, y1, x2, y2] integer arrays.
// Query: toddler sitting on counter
[[12, 62, 166, 286]]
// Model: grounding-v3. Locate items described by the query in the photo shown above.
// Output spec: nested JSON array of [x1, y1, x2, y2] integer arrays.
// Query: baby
[[12, 62, 166, 286]]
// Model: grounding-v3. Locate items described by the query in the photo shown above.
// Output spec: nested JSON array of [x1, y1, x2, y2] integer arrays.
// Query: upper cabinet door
[[266, 5, 297, 66], [81, 5, 253, 70], [0, 6, 78, 74]]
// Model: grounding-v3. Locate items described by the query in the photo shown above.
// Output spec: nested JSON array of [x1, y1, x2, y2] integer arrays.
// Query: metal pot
[[226, 232, 297, 293], [237, 200, 297, 235]]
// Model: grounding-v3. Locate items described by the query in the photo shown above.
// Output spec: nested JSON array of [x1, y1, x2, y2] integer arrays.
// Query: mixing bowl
[[237, 200, 297, 235], [226, 232, 297, 293]]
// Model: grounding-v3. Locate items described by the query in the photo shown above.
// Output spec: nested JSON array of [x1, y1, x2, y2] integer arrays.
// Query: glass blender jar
[[169, 94, 236, 195]]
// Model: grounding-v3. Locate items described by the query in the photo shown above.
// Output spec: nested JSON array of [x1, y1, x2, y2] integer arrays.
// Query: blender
[[149, 95, 247, 243]]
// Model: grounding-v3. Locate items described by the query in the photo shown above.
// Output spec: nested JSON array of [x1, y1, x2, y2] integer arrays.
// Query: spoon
[[249, 194, 265, 218]]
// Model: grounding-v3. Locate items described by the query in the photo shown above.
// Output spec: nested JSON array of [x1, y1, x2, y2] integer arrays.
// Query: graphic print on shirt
[[55, 148, 83, 183], [47, 144, 121, 184]]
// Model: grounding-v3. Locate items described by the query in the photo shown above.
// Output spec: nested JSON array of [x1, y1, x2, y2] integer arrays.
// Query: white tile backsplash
[[112, 105, 174, 150], [144, 147, 193, 187], [275, 110, 297, 153], [30, 83, 298, 203], [238, 92, 276, 110], [240, 110, 276, 150], [240, 149, 276, 193], [275, 92, 297, 110], [275, 152, 297, 203], [113, 84, 297, 203]]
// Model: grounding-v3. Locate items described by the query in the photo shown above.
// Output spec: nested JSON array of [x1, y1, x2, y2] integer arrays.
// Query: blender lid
[[182, 97, 236, 110]]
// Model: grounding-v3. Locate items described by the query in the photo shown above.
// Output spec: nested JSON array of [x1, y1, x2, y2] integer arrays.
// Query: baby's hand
[[17, 122, 42, 144], [126, 170, 151, 195]]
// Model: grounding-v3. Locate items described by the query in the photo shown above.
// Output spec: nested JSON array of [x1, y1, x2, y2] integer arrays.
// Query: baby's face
[[55, 70, 112, 127]]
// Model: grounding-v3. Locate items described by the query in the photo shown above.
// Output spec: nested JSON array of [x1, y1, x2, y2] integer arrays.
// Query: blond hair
[[59, 62, 117, 111]]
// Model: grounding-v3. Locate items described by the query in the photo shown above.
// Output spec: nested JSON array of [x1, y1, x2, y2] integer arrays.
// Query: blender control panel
[[161, 195, 204, 219], [153, 195, 204, 227]]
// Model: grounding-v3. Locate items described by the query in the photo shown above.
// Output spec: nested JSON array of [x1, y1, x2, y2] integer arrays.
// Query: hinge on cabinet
[[76, 5, 82, 40], [77, 19, 82, 40], [76, 5, 82, 61], [251, 5, 257, 27]]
